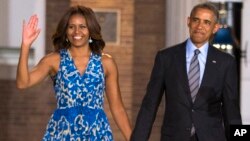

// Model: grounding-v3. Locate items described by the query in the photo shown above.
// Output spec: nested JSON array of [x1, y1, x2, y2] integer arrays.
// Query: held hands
[[22, 15, 41, 48]]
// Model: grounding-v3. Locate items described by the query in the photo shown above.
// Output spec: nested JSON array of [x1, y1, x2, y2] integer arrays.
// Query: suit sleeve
[[222, 56, 242, 139], [131, 51, 166, 141]]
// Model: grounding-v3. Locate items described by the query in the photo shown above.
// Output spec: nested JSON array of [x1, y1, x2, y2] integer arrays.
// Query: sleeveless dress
[[42, 49, 113, 141]]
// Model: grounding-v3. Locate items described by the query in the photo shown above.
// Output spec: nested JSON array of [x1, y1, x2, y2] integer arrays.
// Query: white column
[[0, 0, 45, 80], [240, 0, 250, 124], [0, 0, 9, 46]]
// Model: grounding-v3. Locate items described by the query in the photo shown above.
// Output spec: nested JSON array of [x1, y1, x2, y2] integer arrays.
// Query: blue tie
[[188, 49, 200, 102], [188, 49, 200, 136]]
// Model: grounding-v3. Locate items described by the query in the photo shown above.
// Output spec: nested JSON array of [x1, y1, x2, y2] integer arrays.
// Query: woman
[[16, 5, 131, 141]]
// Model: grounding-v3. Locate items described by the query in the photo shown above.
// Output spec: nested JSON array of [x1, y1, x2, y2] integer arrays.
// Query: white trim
[[208, 0, 242, 2], [241, 0, 250, 127]]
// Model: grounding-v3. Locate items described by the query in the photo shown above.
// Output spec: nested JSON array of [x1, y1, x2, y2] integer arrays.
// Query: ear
[[187, 17, 191, 27], [213, 23, 221, 34]]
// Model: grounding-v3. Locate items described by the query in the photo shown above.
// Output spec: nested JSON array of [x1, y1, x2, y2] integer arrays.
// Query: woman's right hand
[[22, 15, 41, 48]]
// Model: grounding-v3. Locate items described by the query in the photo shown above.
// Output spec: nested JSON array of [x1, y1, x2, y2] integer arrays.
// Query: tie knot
[[194, 49, 200, 55]]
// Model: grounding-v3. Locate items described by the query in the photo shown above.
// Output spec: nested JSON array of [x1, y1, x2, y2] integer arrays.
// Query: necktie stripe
[[189, 77, 199, 88], [190, 83, 199, 93], [189, 61, 199, 71], [189, 73, 199, 83], [188, 68, 199, 80], [190, 57, 198, 64]]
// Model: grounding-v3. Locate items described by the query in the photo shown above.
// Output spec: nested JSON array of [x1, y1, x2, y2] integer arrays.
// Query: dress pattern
[[43, 49, 113, 141]]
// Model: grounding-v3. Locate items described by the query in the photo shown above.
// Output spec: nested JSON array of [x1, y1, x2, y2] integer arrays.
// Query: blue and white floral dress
[[42, 49, 113, 141]]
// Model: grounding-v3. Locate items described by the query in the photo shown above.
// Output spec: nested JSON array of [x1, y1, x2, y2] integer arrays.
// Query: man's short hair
[[190, 2, 219, 23]]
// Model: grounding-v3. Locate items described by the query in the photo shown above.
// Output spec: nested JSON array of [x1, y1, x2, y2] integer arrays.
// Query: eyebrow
[[191, 17, 212, 23], [68, 23, 87, 26]]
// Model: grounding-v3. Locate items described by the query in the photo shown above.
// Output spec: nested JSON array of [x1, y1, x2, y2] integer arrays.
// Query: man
[[131, 2, 242, 141]]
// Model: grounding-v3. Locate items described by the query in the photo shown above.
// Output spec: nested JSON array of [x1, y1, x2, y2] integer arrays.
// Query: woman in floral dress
[[16, 5, 131, 141]]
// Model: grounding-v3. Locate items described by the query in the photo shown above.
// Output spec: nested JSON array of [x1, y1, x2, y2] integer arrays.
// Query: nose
[[197, 22, 203, 29], [74, 27, 80, 33]]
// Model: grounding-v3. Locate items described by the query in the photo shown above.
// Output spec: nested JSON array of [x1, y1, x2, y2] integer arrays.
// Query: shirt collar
[[186, 38, 209, 58]]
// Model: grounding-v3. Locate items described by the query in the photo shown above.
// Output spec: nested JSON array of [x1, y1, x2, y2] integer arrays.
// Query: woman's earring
[[89, 37, 93, 43], [66, 38, 69, 43]]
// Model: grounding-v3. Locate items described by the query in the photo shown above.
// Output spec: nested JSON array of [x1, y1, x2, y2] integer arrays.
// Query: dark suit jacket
[[131, 41, 242, 141]]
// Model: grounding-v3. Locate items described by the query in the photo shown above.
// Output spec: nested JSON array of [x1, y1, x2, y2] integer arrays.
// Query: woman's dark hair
[[52, 5, 105, 54]]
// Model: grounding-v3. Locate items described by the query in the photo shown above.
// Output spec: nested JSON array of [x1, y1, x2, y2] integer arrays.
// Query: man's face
[[187, 8, 220, 48]]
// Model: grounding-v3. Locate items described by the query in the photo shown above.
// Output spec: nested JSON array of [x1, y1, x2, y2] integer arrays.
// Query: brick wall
[[133, 0, 166, 140], [46, 0, 70, 53], [0, 0, 165, 140], [0, 79, 55, 141]]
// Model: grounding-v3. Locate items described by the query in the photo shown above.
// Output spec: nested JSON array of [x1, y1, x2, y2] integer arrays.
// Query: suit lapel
[[194, 45, 219, 104], [174, 42, 193, 105]]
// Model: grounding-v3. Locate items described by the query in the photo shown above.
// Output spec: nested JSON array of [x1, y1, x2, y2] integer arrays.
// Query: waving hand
[[22, 15, 41, 47]]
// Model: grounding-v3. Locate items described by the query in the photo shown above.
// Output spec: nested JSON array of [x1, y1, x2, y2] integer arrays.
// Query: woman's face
[[66, 14, 90, 48]]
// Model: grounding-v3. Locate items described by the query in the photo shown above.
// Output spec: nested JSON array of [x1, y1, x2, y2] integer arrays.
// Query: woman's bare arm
[[16, 15, 56, 89], [102, 54, 132, 141]]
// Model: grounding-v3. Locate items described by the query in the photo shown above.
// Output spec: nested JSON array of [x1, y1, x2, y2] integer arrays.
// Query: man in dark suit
[[131, 2, 242, 141]]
